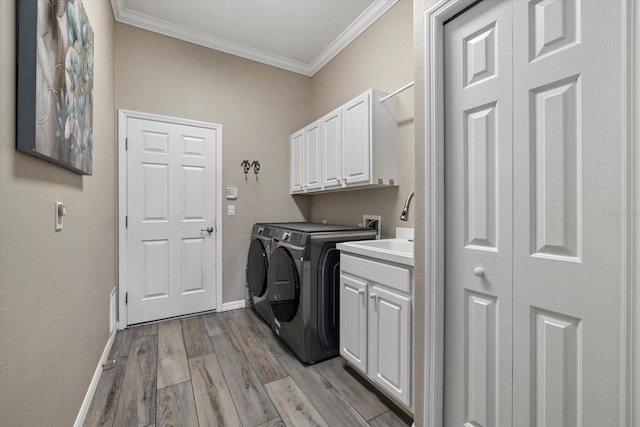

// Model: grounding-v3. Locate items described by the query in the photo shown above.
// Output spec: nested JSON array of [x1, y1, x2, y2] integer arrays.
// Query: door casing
[[421, 1, 639, 427], [117, 109, 223, 328]]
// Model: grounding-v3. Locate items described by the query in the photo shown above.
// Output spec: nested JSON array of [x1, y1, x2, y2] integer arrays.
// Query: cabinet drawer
[[341, 254, 411, 293]]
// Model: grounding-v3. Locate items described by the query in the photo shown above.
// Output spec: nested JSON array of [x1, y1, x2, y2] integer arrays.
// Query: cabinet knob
[[369, 293, 377, 299], [358, 289, 364, 295], [473, 267, 485, 277]]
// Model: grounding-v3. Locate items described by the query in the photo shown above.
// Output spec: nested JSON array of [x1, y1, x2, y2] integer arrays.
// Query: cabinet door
[[340, 274, 368, 373], [304, 121, 322, 191], [290, 130, 304, 193], [321, 108, 342, 189], [369, 285, 411, 407], [342, 92, 371, 185]]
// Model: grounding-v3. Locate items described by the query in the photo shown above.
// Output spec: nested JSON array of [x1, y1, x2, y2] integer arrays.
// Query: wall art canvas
[[17, 0, 94, 175]]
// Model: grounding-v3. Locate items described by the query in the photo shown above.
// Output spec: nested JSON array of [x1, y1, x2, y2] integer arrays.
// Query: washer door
[[267, 247, 299, 323], [247, 239, 268, 297]]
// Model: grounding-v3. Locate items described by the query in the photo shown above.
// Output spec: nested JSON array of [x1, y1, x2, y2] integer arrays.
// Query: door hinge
[[125, 292, 128, 304], [125, 137, 128, 150], [125, 216, 128, 228]]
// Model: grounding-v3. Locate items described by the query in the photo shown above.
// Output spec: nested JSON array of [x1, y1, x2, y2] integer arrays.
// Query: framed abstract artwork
[[17, 0, 94, 175]]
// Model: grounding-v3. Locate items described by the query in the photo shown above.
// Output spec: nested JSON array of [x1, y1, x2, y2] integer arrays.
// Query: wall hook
[[251, 160, 260, 182], [241, 160, 251, 182]]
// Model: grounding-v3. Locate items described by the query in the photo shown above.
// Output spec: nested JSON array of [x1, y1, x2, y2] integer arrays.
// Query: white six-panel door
[[444, 0, 625, 425], [126, 117, 218, 324], [444, 2, 513, 425], [512, 1, 624, 424]]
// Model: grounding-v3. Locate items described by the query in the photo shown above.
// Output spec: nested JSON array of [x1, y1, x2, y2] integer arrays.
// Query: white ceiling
[[111, 0, 398, 76]]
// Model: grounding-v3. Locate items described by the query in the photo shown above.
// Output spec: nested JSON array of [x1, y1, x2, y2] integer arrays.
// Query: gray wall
[[0, 2, 419, 424], [308, 0, 415, 238], [0, 0, 117, 425], [115, 24, 313, 304]]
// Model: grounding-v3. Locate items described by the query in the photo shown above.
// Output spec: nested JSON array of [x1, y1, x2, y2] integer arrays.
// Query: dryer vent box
[[363, 215, 381, 239]]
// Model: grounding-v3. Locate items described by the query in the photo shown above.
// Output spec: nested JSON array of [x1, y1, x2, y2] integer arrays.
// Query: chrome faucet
[[400, 191, 414, 221]]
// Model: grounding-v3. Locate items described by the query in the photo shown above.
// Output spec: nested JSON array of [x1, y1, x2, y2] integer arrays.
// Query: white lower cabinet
[[339, 254, 412, 409], [368, 285, 411, 406], [339, 275, 368, 373]]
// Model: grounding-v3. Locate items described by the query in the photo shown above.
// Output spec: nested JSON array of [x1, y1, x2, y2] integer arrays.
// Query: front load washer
[[267, 223, 376, 363], [247, 223, 276, 326]]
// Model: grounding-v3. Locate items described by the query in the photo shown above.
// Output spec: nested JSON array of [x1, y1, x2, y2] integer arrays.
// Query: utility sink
[[337, 238, 414, 266]]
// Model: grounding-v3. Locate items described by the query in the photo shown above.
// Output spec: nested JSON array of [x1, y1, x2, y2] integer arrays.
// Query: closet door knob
[[473, 267, 485, 277]]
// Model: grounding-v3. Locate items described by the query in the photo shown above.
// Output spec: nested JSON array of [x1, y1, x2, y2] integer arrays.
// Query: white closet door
[[443, 1, 513, 426], [512, 1, 624, 424]]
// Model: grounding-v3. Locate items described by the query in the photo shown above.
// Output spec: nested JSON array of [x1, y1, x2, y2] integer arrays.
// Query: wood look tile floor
[[85, 308, 413, 427]]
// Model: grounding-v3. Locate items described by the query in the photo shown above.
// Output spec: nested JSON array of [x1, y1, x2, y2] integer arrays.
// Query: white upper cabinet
[[290, 130, 304, 193], [290, 89, 398, 194], [304, 120, 322, 191], [342, 92, 371, 185], [321, 108, 342, 190]]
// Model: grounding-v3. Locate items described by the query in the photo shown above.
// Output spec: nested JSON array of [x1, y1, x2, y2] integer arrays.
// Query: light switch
[[55, 201, 67, 231], [228, 205, 235, 216]]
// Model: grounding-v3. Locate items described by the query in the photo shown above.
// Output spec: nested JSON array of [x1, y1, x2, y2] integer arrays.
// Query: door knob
[[473, 267, 485, 277], [201, 227, 214, 234]]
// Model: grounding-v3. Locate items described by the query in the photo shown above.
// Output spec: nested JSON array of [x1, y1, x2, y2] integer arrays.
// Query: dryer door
[[318, 246, 341, 352], [267, 247, 299, 323], [247, 239, 268, 297]]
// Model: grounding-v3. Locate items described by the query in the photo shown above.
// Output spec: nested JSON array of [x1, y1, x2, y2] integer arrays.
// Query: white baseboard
[[222, 299, 246, 311], [74, 323, 118, 427]]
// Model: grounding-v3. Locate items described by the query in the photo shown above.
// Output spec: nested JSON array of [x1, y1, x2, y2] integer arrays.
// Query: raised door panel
[[339, 274, 367, 373], [290, 130, 304, 193], [342, 92, 371, 185], [304, 121, 322, 191], [322, 108, 342, 189], [369, 285, 411, 407]]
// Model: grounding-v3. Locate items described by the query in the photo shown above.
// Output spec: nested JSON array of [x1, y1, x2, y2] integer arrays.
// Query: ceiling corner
[[308, 0, 399, 76], [109, 0, 398, 77]]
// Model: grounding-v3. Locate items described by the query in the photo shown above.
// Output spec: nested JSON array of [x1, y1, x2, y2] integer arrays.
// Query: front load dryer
[[247, 223, 275, 326], [267, 223, 376, 363]]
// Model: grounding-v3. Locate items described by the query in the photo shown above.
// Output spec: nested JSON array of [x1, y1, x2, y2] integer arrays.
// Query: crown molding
[[110, 0, 398, 76], [308, 0, 397, 75]]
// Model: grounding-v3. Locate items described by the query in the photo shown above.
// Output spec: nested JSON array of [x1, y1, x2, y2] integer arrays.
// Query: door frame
[[421, 1, 639, 427], [117, 109, 223, 328]]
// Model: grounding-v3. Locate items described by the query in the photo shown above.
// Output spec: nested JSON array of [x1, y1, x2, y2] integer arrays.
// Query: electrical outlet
[[363, 215, 382, 239]]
